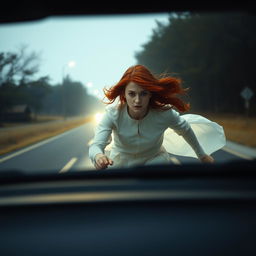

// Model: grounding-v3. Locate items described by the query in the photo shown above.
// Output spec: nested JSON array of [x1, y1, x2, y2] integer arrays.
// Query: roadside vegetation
[[0, 115, 94, 155], [135, 12, 256, 115], [134, 11, 256, 149], [203, 113, 256, 148], [0, 46, 103, 155]]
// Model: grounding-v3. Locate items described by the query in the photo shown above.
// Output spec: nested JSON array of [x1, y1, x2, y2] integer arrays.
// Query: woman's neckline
[[126, 105, 150, 121]]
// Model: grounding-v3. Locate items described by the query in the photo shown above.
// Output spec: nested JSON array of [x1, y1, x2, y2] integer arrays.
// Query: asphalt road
[[0, 122, 255, 174]]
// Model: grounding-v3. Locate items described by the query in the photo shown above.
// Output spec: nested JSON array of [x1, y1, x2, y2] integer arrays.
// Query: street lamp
[[68, 61, 76, 68], [61, 61, 76, 119], [62, 60, 76, 81]]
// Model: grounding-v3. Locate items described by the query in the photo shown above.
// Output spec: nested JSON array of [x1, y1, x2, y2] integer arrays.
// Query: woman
[[89, 65, 226, 169]]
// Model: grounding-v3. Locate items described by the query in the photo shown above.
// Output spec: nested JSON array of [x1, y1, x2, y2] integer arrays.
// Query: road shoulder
[[223, 141, 256, 160]]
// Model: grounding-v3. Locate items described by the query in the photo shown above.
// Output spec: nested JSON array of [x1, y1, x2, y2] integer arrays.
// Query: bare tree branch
[[0, 45, 41, 86]]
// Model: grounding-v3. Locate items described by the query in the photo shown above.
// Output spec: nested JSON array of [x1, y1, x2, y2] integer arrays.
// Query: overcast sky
[[0, 13, 170, 98]]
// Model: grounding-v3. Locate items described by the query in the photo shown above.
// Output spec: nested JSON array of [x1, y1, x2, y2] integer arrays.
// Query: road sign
[[240, 87, 254, 101]]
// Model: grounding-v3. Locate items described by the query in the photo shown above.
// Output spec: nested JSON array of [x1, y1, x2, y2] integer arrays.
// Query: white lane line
[[0, 129, 77, 164], [75, 157, 95, 171], [222, 147, 253, 160], [169, 156, 181, 165], [59, 158, 78, 173], [0, 124, 90, 164]]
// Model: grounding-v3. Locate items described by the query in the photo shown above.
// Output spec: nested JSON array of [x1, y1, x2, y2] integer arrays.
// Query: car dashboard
[[1, 160, 256, 255]]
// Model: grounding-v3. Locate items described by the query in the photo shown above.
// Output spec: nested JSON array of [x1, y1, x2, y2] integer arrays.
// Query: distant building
[[1, 104, 33, 122]]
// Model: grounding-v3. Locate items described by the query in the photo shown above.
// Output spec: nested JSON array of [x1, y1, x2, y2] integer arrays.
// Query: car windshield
[[0, 11, 255, 175]]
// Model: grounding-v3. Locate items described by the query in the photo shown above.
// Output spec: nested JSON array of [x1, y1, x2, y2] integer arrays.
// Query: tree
[[135, 11, 256, 114], [0, 46, 105, 121], [0, 46, 42, 119], [25, 76, 52, 117], [0, 45, 40, 87]]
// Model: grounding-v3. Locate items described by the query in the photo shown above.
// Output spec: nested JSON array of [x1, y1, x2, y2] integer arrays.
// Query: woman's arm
[[181, 127, 214, 163], [88, 110, 114, 169], [168, 109, 214, 163]]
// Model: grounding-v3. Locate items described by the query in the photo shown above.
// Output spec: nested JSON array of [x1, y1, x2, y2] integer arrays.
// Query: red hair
[[103, 65, 190, 112]]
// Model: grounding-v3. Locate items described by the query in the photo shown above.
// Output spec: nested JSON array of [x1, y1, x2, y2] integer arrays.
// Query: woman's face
[[124, 82, 151, 119]]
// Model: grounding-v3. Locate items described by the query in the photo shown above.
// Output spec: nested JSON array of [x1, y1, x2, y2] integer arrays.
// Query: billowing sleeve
[[88, 108, 114, 163], [167, 109, 207, 158], [167, 109, 191, 135]]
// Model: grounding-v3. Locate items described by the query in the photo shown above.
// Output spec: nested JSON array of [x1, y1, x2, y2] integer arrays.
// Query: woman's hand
[[94, 153, 114, 170], [200, 155, 214, 163]]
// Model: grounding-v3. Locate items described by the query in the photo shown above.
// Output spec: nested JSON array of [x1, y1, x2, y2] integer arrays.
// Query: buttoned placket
[[137, 120, 141, 136], [134, 119, 141, 159], [125, 105, 145, 159]]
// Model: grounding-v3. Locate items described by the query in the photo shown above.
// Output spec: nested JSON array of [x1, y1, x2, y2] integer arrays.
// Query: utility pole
[[61, 61, 76, 119]]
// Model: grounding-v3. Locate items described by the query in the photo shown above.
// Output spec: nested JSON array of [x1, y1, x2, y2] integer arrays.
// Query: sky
[[0, 13, 170, 98]]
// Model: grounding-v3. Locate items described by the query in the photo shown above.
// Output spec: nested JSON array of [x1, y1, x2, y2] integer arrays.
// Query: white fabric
[[163, 114, 226, 158], [106, 145, 171, 168], [89, 104, 226, 167], [89, 104, 191, 163]]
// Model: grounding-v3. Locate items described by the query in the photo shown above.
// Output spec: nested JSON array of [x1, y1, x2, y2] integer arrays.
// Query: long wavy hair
[[103, 65, 190, 112]]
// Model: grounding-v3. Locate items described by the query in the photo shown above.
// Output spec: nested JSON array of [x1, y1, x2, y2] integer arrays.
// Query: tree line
[[135, 11, 256, 115], [0, 46, 103, 121]]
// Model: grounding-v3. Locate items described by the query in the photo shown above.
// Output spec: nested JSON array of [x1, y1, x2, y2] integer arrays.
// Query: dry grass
[[34, 115, 64, 122], [0, 115, 64, 128], [0, 116, 93, 155], [201, 113, 256, 148]]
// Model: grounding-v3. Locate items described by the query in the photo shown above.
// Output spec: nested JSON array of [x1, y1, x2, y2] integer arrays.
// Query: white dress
[[89, 104, 226, 168]]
